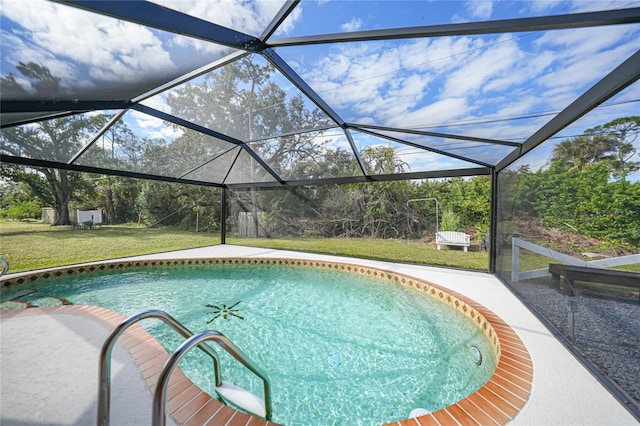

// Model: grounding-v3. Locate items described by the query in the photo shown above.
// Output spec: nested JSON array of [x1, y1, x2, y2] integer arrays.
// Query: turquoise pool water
[[6, 263, 497, 425]]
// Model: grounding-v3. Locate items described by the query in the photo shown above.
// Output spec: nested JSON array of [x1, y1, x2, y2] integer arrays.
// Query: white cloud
[[443, 36, 524, 98], [534, 26, 639, 94], [140, 94, 171, 114], [390, 97, 471, 128], [4, 0, 638, 176], [528, 0, 565, 14], [483, 49, 555, 94], [274, 5, 302, 36], [302, 38, 492, 126], [385, 74, 432, 113], [452, 1, 493, 22], [534, 25, 636, 57], [308, 42, 395, 111], [170, 35, 231, 58], [129, 110, 183, 141], [2, 0, 176, 92], [0, 31, 83, 93], [526, 0, 630, 15], [299, 15, 638, 140], [341, 18, 364, 32], [568, 0, 633, 13], [307, 39, 457, 123], [397, 146, 476, 171], [150, 0, 302, 37], [465, 1, 493, 19], [402, 37, 474, 74]]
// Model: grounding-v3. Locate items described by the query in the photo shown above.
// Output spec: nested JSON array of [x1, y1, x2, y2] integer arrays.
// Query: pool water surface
[[4, 261, 498, 425]]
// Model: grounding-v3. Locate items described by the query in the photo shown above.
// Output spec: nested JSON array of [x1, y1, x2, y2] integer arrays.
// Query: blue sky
[[277, 0, 629, 35], [1, 0, 639, 179]]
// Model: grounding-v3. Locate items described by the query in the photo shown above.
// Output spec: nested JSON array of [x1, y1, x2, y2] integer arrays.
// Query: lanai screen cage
[[2, 0, 640, 415], [1, 1, 639, 267]]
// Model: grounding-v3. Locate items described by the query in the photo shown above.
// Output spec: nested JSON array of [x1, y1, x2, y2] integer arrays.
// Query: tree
[[530, 161, 640, 246], [137, 180, 220, 230], [311, 146, 413, 239], [166, 55, 334, 236], [0, 63, 109, 225], [137, 181, 187, 227], [100, 120, 140, 166], [586, 116, 640, 181], [0, 179, 43, 220], [166, 56, 334, 175], [1, 61, 61, 99], [449, 175, 491, 231], [1, 116, 102, 225], [551, 134, 611, 172], [552, 116, 640, 180], [1, 62, 149, 226], [511, 116, 640, 248], [91, 176, 142, 224]]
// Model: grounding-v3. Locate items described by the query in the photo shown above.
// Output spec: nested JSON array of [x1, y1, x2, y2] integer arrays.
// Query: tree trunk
[[53, 198, 71, 226], [104, 185, 115, 224], [44, 169, 73, 226]]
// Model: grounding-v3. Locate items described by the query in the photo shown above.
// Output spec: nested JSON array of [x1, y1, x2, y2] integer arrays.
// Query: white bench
[[436, 231, 471, 252]]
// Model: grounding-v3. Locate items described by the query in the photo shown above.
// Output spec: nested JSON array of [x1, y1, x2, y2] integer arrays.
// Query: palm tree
[[551, 134, 612, 172]]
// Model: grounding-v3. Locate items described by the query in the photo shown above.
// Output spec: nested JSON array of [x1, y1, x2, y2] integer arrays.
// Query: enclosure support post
[[221, 188, 227, 244], [489, 168, 498, 274], [511, 234, 520, 282], [568, 297, 578, 341]]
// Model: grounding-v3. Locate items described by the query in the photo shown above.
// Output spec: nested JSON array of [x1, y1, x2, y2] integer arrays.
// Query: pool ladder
[[0, 258, 8, 277], [97, 309, 272, 425]]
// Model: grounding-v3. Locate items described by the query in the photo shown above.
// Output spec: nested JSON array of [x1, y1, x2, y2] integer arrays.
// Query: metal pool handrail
[[153, 330, 273, 425], [97, 309, 222, 426], [0, 258, 8, 277]]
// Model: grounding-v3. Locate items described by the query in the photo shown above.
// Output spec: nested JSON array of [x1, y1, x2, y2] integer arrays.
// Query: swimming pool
[[1, 258, 528, 425]]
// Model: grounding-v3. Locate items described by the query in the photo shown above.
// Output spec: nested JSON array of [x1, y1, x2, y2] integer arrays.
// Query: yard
[[0, 220, 489, 273]]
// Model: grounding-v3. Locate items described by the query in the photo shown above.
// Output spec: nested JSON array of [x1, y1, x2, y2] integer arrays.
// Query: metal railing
[[98, 309, 272, 425], [510, 234, 640, 282], [153, 330, 272, 425], [97, 309, 221, 426], [0, 258, 8, 277]]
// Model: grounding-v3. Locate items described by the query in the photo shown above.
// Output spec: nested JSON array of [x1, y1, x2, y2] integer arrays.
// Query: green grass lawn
[[227, 236, 488, 270], [0, 221, 221, 273], [0, 220, 489, 273]]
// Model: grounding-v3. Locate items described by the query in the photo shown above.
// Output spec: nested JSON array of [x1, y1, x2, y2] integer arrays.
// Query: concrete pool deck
[[0, 308, 178, 426], [1, 244, 637, 425]]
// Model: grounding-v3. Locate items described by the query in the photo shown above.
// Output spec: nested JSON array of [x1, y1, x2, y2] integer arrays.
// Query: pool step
[[0, 289, 71, 310], [215, 381, 266, 419], [28, 296, 72, 307], [0, 300, 31, 311], [2, 288, 37, 303]]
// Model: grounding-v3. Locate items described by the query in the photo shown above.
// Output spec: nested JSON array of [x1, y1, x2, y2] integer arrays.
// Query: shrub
[[0, 201, 42, 220], [440, 208, 461, 231]]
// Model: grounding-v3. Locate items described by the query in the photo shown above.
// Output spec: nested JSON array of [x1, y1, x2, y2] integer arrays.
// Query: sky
[[1, 0, 639, 179]]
